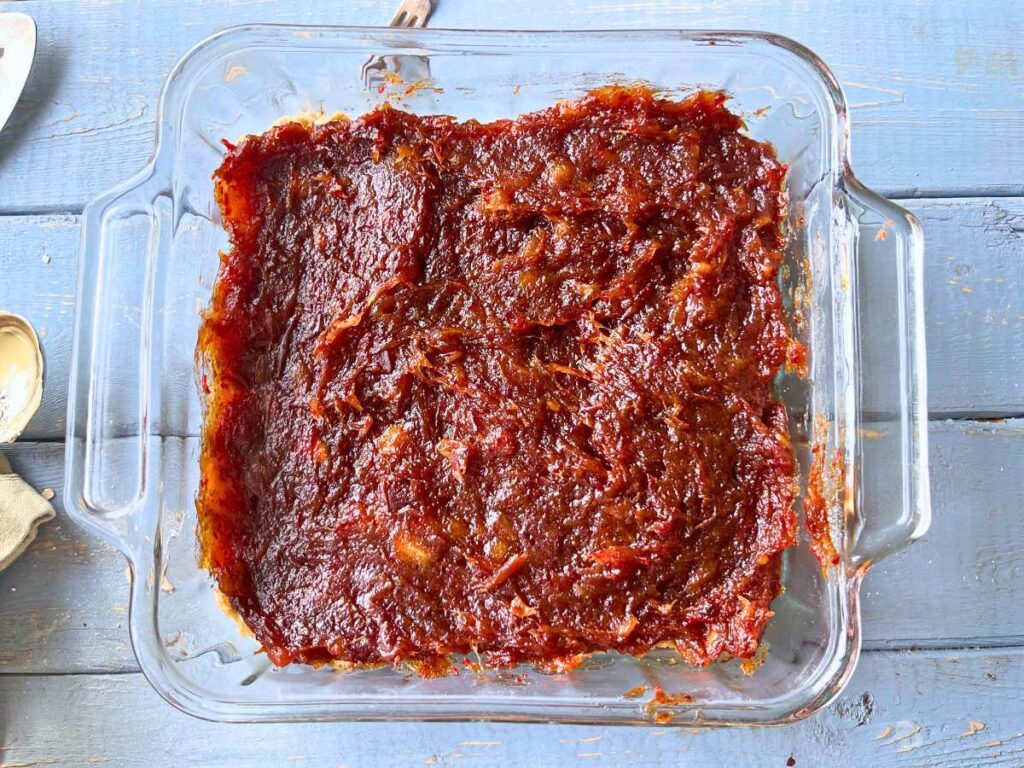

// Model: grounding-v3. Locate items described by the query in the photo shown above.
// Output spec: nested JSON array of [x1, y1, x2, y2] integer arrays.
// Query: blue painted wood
[[1, 648, 1022, 767], [0, 0, 1022, 763], [0, 0, 1023, 212], [0, 214, 77, 440], [2, 198, 1021, 442]]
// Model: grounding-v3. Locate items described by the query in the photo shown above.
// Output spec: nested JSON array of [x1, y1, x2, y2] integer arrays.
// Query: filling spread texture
[[198, 87, 803, 673]]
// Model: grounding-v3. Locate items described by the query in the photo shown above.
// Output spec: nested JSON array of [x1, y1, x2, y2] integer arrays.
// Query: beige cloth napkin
[[0, 452, 55, 572]]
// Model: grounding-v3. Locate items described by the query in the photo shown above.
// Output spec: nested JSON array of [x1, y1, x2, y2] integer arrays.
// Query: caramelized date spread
[[198, 86, 803, 672]]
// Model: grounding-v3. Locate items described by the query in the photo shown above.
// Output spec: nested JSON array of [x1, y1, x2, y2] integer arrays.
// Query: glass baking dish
[[65, 26, 929, 725]]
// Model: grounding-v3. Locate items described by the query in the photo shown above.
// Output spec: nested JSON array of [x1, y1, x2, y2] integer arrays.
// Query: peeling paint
[[961, 720, 986, 737]]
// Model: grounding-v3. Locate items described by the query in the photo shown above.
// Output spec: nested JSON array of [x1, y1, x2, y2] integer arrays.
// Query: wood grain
[[2, 198, 1021, 443], [1, 648, 1021, 767], [1, 0, 1023, 212], [862, 419, 1024, 649], [1, 419, 1021, 675], [0, 215, 77, 440], [0, 442, 134, 674]]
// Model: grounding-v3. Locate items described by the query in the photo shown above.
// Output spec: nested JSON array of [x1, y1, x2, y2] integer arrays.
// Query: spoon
[[0, 312, 43, 443]]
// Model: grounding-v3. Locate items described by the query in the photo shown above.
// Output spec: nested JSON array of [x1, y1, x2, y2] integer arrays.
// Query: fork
[[361, 0, 435, 87], [388, 0, 433, 28]]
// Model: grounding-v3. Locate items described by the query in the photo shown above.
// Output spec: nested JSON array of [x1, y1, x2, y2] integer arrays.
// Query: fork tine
[[365, 0, 432, 86], [388, 0, 433, 29]]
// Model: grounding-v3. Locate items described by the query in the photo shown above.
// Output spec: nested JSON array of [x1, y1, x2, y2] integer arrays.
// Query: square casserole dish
[[66, 26, 929, 725]]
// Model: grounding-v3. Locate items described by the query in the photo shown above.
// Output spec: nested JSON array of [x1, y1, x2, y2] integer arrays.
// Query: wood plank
[[0, 215, 78, 441], [1, 648, 1022, 766], [862, 419, 1024, 649], [1, 0, 1023, 212], [0, 442, 135, 674], [912, 199, 1024, 417], [1, 419, 1021, 674], [2, 197, 1023, 443], [0, 2, 1018, 761]]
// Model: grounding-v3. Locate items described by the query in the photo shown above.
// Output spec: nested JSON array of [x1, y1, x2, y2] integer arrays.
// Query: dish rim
[[65, 23, 930, 726]]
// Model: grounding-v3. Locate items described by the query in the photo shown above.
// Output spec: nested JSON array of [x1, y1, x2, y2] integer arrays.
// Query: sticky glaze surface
[[198, 87, 802, 672]]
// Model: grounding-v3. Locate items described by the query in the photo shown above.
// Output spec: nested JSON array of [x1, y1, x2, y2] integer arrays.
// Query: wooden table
[[1, 1, 1022, 765]]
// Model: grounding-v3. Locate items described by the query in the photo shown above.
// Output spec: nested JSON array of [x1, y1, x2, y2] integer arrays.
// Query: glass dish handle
[[64, 165, 168, 557], [844, 177, 931, 567]]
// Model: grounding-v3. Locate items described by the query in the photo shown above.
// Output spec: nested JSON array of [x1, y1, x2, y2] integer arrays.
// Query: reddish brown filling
[[198, 86, 803, 673]]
